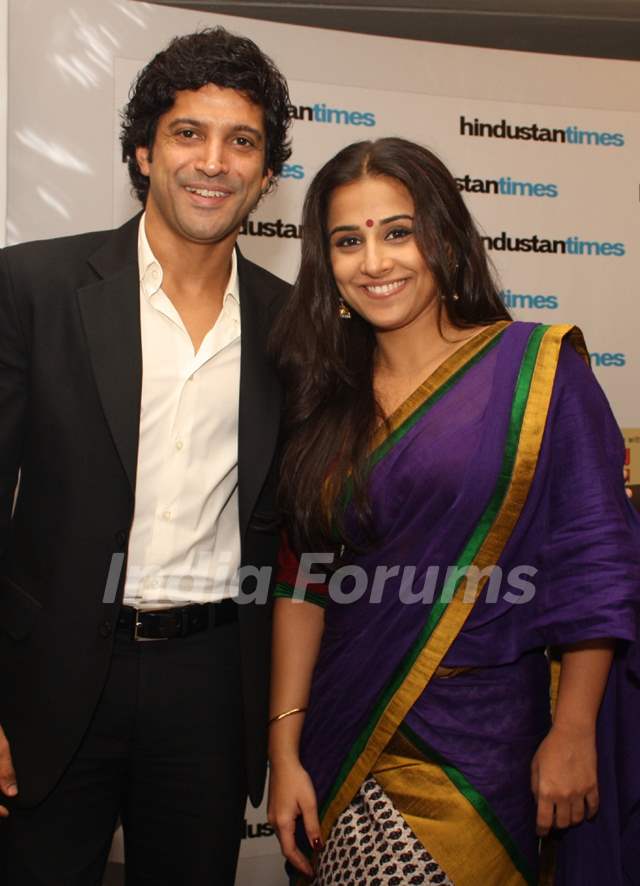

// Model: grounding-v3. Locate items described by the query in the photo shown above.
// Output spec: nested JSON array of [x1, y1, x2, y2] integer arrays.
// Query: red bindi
[[366, 219, 374, 227]]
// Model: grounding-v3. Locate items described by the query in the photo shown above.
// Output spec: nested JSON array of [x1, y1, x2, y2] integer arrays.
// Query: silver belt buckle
[[133, 608, 169, 642]]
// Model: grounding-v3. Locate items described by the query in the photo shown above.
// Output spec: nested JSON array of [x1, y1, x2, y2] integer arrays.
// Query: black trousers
[[2, 618, 246, 886]]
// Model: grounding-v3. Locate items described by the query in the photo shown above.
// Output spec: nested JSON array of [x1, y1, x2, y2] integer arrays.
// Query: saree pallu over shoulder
[[317, 323, 582, 848]]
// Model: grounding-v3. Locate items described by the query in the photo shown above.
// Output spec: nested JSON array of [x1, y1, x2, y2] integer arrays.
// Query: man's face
[[136, 83, 270, 245]]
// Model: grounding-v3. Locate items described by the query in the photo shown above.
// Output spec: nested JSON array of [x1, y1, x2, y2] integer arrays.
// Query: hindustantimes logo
[[590, 350, 626, 367], [500, 289, 559, 310], [482, 232, 625, 256], [240, 218, 301, 239], [288, 102, 376, 127], [457, 174, 557, 198], [242, 819, 275, 839], [460, 115, 624, 147], [280, 163, 305, 180]]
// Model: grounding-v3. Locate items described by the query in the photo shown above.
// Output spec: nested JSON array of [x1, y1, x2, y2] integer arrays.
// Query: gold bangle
[[268, 706, 307, 726]]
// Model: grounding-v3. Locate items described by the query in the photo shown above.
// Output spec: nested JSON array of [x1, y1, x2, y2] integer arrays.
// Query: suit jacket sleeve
[[0, 249, 28, 560]]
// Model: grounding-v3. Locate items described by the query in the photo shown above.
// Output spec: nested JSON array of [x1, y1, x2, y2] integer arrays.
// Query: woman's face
[[326, 174, 440, 334]]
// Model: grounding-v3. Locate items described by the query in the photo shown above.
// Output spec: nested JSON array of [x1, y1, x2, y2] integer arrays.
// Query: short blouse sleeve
[[274, 531, 330, 608]]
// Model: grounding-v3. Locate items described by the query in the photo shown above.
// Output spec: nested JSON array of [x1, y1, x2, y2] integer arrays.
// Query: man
[[0, 27, 291, 884]]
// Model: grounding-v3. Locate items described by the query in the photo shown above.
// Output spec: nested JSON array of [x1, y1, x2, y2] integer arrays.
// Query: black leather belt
[[117, 599, 237, 641]]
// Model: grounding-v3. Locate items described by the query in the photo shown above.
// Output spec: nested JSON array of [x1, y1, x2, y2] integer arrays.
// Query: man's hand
[[0, 723, 18, 817]]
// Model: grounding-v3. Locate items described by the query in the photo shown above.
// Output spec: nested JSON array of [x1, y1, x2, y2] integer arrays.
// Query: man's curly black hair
[[120, 27, 292, 205]]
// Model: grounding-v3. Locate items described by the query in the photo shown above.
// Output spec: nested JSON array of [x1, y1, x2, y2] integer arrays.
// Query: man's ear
[[261, 167, 274, 195], [135, 145, 151, 177]]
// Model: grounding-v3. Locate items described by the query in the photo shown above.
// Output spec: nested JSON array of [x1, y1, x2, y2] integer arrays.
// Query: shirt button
[[151, 578, 160, 589], [176, 440, 183, 451], [162, 510, 172, 521], [99, 620, 112, 639]]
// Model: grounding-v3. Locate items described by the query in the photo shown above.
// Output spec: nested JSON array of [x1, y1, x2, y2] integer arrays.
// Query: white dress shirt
[[123, 215, 241, 609]]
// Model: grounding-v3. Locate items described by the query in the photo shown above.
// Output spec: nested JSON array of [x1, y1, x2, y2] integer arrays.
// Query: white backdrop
[[7, 0, 639, 426], [5, 1, 640, 883]]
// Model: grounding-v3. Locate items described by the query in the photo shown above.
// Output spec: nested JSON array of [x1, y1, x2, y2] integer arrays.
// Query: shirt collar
[[137, 213, 240, 312]]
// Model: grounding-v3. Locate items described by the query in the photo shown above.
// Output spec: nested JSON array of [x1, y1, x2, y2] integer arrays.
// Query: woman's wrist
[[268, 724, 304, 762], [549, 717, 597, 738], [268, 745, 302, 766]]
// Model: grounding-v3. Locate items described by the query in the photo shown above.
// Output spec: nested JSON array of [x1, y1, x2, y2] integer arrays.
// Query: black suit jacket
[[0, 215, 287, 807]]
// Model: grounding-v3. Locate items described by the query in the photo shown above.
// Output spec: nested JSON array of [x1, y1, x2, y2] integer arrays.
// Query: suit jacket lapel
[[237, 250, 282, 538], [77, 227, 281, 514], [76, 215, 142, 491]]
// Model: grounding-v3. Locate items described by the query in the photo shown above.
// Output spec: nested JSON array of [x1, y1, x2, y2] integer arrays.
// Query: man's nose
[[195, 140, 229, 177]]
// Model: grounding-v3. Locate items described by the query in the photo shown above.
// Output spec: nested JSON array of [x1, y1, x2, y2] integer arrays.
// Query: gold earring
[[338, 299, 352, 319]]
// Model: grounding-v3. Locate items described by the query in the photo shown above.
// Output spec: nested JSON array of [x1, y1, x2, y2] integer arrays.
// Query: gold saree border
[[335, 321, 509, 516], [374, 730, 525, 886], [321, 324, 581, 865], [371, 320, 511, 450]]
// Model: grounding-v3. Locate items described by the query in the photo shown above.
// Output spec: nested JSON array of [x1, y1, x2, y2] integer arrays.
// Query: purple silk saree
[[276, 321, 640, 885]]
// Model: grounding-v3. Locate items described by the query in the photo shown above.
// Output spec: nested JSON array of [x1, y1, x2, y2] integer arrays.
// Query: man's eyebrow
[[167, 117, 205, 129]]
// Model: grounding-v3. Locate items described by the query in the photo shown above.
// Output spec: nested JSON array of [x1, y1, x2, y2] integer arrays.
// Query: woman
[[267, 138, 640, 885]]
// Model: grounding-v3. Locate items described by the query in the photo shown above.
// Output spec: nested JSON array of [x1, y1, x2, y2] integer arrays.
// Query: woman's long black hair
[[271, 137, 510, 555]]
